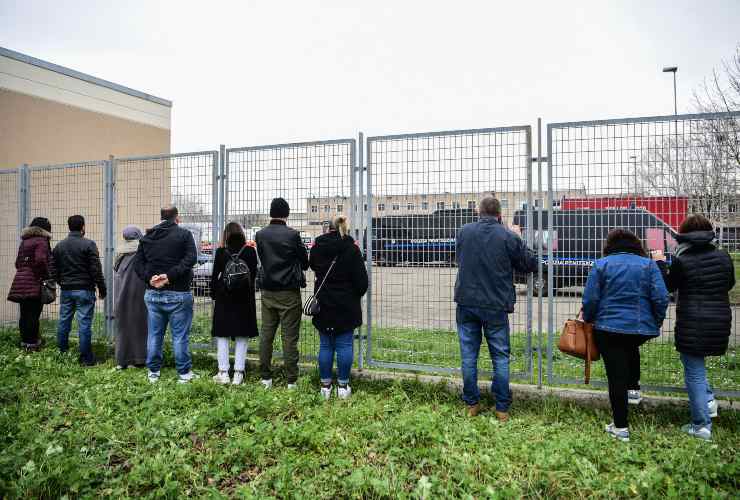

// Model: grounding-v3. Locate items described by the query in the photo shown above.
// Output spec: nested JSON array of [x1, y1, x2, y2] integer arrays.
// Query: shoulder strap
[[314, 257, 338, 297]]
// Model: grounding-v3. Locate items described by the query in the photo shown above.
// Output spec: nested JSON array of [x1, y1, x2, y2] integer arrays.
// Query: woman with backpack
[[582, 228, 669, 442], [7, 217, 55, 351], [210, 221, 258, 385], [653, 215, 735, 441], [309, 215, 368, 399]]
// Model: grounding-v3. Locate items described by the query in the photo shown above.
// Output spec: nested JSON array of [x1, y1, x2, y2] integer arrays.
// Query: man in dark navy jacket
[[454, 196, 537, 420]]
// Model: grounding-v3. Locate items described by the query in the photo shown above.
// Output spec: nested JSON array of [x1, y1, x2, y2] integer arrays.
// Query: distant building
[[307, 190, 585, 228]]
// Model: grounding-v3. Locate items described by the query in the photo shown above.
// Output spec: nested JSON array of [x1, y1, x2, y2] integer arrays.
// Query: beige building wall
[[0, 47, 172, 322]]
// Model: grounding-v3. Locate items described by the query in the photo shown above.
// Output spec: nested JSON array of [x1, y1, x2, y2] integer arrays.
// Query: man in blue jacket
[[455, 196, 538, 420]]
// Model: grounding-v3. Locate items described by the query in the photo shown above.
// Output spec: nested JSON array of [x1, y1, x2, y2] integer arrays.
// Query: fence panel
[[225, 139, 356, 361], [547, 111, 740, 396], [0, 169, 21, 328], [27, 161, 108, 339], [115, 151, 219, 346], [366, 127, 534, 380]]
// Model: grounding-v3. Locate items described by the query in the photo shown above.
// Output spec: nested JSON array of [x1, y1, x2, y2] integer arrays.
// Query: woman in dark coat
[[309, 215, 368, 400], [654, 215, 735, 441], [210, 221, 258, 385], [113, 225, 148, 368], [7, 217, 54, 350]]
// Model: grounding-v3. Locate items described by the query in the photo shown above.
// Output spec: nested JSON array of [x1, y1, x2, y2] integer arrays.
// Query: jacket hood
[[676, 230, 716, 246], [314, 232, 355, 258], [141, 219, 177, 243], [21, 226, 52, 240]]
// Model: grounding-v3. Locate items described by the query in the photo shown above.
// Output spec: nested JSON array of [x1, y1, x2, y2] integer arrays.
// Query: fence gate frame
[[546, 110, 740, 398], [364, 125, 535, 381]]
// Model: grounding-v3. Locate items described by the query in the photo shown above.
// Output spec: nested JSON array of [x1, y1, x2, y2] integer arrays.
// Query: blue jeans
[[145, 290, 194, 375], [680, 353, 714, 429], [456, 305, 512, 411], [57, 289, 96, 363], [318, 330, 354, 385]]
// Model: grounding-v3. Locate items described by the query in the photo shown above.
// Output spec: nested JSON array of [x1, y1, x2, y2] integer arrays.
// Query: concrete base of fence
[[346, 368, 740, 413]]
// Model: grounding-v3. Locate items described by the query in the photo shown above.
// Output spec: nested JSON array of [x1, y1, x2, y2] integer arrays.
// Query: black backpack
[[221, 247, 251, 292]]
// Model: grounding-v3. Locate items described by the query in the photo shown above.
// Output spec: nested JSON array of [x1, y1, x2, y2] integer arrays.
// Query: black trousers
[[19, 299, 44, 345], [593, 330, 650, 428]]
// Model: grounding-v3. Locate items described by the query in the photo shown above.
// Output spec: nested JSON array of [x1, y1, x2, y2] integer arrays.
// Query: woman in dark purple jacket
[[7, 217, 54, 350]]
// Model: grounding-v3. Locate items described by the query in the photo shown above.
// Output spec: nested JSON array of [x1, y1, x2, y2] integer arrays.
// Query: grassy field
[[1, 328, 739, 498], [33, 310, 740, 395]]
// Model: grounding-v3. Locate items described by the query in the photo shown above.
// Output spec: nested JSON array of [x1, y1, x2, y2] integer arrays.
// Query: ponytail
[[332, 215, 349, 238]]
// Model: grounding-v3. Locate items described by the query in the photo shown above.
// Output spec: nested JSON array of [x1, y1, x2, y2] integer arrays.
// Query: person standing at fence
[[454, 196, 538, 420], [210, 221, 258, 385], [653, 215, 734, 441], [582, 229, 668, 442], [52, 215, 107, 366], [136, 205, 199, 384], [113, 225, 147, 369], [309, 215, 368, 400], [256, 197, 309, 389], [7, 217, 55, 351]]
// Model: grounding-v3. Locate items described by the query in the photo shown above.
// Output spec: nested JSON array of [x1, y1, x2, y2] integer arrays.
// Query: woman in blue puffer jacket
[[582, 229, 669, 442]]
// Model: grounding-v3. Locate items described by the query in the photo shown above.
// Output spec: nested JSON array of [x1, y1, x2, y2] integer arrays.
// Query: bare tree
[[637, 46, 740, 223]]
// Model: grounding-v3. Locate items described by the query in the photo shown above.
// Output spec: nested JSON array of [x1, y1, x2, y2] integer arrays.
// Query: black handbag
[[303, 257, 337, 316], [40, 279, 57, 305]]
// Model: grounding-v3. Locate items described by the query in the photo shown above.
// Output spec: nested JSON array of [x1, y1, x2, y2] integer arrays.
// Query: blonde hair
[[332, 215, 349, 238]]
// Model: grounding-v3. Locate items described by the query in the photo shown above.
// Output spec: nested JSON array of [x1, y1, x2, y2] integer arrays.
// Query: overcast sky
[[1, 0, 739, 153]]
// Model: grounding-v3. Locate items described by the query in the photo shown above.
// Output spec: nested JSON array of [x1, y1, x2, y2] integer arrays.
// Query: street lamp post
[[662, 66, 678, 115]]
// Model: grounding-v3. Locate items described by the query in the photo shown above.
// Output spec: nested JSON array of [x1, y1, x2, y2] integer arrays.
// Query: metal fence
[[365, 127, 534, 381], [547, 111, 740, 396], [225, 139, 357, 362], [1, 110, 739, 397]]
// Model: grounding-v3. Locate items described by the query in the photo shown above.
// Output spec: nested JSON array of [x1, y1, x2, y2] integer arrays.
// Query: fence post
[[537, 118, 544, 389], [103, 157, 116, 341], [212, 150, 220, 245], [355, 132, 364, 370], [364, 133, 373, 367], [17, 164, 29, 237], [219, 144, 227, 224], [526, 127, 534, 382]]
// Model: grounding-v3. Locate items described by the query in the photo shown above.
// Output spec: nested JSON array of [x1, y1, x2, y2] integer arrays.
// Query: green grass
[[34, 310, 740, 395], [731, 253, 740, 304], [1, 327, 739, 498]]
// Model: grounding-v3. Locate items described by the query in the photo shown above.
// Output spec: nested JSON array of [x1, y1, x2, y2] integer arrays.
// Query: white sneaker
[[287, 383, 298, 390], [627, 390, 642, 405], [337, 385, 352, 400], [682, 423, 712, 441], [605, 422, 630, 442], [708, 399, 718, 419], [147, 371, 160, 384], [232, 371, 244, 386], [261, 379, 273, 389], [212, 371, 230, 385], [320, 385, 332, 400], [178, 371, 200, 384]]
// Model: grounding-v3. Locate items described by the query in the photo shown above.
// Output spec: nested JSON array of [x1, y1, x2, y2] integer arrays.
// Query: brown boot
[[495, 411, 509, 422], [467, 403, 481, 417]]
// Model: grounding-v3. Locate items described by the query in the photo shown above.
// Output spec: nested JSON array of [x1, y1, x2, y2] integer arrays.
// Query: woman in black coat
[[309, 216, 368, 400], [655, 214, 735, 441], [209, 222, 258, 385]]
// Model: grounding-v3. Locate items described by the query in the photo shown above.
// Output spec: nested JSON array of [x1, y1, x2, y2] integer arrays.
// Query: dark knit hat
[[30, 217, 52, 233], [270, 197, 290, 218]]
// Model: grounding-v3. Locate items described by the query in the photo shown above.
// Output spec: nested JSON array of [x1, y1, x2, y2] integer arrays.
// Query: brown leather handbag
[[558, 309, 600, 384]]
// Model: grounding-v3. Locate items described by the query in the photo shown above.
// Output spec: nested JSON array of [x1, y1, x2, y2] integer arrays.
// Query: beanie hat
[[270, 197, 290, 219], [30, 217, 52, 233]]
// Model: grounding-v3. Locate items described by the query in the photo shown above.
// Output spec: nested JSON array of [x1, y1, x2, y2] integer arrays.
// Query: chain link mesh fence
[[225, 140, 356, 361], [547, 112, 740, 396], [366, 127, 535, 380]]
